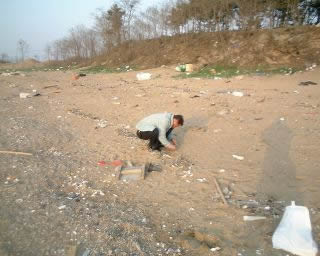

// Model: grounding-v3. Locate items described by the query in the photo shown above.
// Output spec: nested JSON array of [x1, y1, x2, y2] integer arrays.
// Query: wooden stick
[[0, 151, 32, 156], [213, 177, 228, 206]]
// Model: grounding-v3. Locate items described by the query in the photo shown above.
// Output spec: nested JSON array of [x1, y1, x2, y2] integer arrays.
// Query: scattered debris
[[210, 68, 217, 74], [185, 64, 193, 72], [111, 160, 123, 167], [1, 72, 25, 77], [272, 201, 318, 256], [136, 72, 152, 80], [0, 150, 32, 156], [97, 161, 106, 166], [19, 92, 31, 98], [175, 65, 186, 72], [58, 205, 66, 210], [243, 216, 266, 221], [299, 81, 317, 86], [96, 119, 107, 128], [232, 91, 244, 97], [213, 177, 228, 205], [210, 247, 221, 252], [19, 91, 41, 98], [72, 73, 86, 80], [232, 155, 244, 160], [118, 163, 147, 181]]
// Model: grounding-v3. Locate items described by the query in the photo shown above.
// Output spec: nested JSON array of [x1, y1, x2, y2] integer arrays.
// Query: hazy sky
[[1, 0, 164, 60]]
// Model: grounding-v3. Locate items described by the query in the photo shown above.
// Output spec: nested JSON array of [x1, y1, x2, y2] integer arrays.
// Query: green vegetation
[[79, 65, 135, 74], [0, 66, 70, 73], [173, 65, 301, 79], [0, 64, 136, 74]]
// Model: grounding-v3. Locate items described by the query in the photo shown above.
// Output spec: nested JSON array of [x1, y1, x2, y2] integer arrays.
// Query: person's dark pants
[[137, 128, 173, 151]]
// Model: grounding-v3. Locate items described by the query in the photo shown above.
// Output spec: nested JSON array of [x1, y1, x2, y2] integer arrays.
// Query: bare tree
[[44, 44, 52, 61], [118, 0, 140, 40], [17, 39, 29, 62], [94, 4, 125, 51]]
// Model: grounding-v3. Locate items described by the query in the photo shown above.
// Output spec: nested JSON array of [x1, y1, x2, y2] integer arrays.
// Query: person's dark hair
[[173, 115, 184, 126]]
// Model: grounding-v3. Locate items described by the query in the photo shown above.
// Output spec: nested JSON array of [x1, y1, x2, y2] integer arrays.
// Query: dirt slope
[[99, 26, 320, 70]]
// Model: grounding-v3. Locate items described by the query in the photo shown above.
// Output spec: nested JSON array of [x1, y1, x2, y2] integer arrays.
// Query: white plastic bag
[[136, 72, 151, 80], [272, 201, 318, 256]]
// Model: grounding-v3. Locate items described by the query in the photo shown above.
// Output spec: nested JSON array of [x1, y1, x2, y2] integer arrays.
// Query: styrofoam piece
[[272, 201, 318, 256]]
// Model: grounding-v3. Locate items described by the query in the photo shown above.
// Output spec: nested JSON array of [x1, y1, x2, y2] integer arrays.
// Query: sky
[[0, 0, 164, 61]]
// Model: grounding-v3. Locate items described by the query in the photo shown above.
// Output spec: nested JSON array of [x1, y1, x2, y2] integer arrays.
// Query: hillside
[[97, 26, 320, 70]]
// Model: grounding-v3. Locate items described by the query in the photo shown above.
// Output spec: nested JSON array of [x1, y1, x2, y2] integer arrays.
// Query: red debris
[[97, 161, 106, 166], [111, 160, 123, 167]]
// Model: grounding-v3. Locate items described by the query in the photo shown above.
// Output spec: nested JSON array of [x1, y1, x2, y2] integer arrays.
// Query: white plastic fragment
[[210, 247, 221, 252], [136, 72, 152, 80], [97, 120, 107, 128], [232, 91, 244, 97], [272, 201, 318, 256], [19, 92, 32, 99], [243, 216, 266, 221], [232, 154, 244, 160], [196, 178, 207, 183]]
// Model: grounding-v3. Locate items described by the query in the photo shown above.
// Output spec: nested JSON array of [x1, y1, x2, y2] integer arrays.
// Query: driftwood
[[0, 150, 32, 156], [213, 177, 228, 206]]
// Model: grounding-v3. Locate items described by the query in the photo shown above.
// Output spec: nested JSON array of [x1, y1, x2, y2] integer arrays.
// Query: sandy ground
[[0, 67, 319, 256]]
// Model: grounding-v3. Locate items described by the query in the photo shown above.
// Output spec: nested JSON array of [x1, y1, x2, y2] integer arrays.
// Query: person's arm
[[157, 122, 176, 150]]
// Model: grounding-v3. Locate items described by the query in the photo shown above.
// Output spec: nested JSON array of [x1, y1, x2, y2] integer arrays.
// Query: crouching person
[[136, 112, 184, 151]]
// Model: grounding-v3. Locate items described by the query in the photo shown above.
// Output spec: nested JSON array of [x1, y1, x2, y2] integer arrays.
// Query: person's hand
[[171, 139, 177, 145], [166, 143, 176, 151]]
